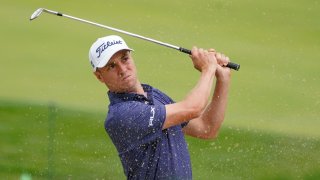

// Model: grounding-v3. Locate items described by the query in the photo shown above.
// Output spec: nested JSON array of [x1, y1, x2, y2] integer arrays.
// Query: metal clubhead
[[30, 8, 44, 21]]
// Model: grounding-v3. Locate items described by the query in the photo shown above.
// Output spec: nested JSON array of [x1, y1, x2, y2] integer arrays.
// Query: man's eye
[[107, 64, 115, 70], [122, 57, 129, 62]]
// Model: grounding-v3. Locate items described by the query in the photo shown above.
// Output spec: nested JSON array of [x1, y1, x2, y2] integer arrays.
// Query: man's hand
[[208, 49, 231, 82], [190, 46, 217, 73]]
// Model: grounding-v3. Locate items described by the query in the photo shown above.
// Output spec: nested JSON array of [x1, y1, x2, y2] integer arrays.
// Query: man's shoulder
[[105, 101, 140, 129]]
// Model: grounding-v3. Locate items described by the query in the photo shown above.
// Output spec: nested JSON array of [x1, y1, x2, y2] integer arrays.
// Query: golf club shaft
[[35, 8, 240, 70]]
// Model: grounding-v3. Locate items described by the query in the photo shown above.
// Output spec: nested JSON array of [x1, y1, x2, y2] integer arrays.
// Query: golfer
[[89, 35, 231, 179]]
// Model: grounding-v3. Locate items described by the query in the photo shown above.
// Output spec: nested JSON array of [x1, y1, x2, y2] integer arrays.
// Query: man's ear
[[93, 71, 105, 83]]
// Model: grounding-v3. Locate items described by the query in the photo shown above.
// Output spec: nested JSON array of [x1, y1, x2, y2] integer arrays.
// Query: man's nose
[[117, 62, 127, 76]]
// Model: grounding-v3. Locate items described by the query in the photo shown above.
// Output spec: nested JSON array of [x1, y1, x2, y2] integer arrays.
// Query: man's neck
[[135, 81, 147, 97]]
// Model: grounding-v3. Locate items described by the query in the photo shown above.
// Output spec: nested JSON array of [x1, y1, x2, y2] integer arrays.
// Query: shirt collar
[[108, 84, 153, 105]]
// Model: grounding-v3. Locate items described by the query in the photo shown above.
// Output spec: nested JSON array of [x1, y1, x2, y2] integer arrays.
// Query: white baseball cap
[[89, 35, 133, 71]]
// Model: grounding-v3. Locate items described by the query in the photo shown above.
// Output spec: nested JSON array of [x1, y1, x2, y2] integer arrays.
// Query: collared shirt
[[105, 84, 191, 180]]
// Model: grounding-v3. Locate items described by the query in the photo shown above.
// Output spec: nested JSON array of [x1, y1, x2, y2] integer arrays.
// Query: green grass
[[0, 100, 124, 179], [1, 0, 320, 179], [1, 100, 320, 179]]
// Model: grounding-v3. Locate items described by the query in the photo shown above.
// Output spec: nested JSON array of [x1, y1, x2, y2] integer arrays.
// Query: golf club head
[[30, 8, 44, 21]]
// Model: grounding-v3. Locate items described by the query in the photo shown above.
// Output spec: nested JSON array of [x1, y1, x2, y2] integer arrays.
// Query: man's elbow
[[200, 130, 220, 140], [207, 131, 219, 140], [187, 129, 219, 140]]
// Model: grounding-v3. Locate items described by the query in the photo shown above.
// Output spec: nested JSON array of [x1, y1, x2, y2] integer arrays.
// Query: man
[[89, 35, 231, 179]]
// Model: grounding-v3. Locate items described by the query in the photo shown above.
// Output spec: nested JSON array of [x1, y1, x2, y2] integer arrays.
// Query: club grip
[[179, 47, 240, 71], [179, 47, 192, 55], [226, 62, 240, 71]]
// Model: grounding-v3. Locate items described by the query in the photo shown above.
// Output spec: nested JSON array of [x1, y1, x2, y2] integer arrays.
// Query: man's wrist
[[202, 66, 216, 75], [216, 76, 231, 85]]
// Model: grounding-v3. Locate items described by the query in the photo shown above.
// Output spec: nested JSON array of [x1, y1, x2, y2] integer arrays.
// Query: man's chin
[[109, 78, 139, 93], [116, 83, 137, 93]]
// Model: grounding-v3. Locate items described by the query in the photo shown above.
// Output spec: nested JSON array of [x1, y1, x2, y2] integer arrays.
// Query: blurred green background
[[1, 0, 319, 179]]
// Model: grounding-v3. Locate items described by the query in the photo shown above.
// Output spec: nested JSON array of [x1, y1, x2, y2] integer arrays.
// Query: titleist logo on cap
[[96, 40, 122, 58]]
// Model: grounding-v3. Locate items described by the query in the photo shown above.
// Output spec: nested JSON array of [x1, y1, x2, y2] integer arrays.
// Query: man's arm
[[182, 52, 232, 139], [162, 47, 217, 130]]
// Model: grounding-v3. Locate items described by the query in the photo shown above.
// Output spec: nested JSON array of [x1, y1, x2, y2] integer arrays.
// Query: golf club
[[30, 8, 240, 71]]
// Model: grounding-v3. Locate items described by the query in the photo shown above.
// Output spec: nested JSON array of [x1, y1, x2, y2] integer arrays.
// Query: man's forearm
[[200, 78, 230, 138], [163, 68, 215, 129], [182, 68, 216, 117]]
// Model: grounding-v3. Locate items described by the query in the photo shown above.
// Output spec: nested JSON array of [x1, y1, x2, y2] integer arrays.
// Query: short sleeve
[[105, 101, 166, 153]]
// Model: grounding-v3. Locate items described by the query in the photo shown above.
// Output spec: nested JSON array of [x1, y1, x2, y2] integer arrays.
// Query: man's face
[[94, 50, 139, 93]]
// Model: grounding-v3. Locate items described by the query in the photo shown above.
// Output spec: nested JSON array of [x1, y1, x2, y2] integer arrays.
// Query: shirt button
[[145, 101, 149, 104]]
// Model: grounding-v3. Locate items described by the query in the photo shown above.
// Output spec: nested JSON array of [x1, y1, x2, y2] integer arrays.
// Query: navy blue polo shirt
[[105, 84, 191, 179]]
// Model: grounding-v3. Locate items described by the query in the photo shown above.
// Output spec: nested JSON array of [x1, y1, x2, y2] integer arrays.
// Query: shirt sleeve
[[105, 101, 166, 153]]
